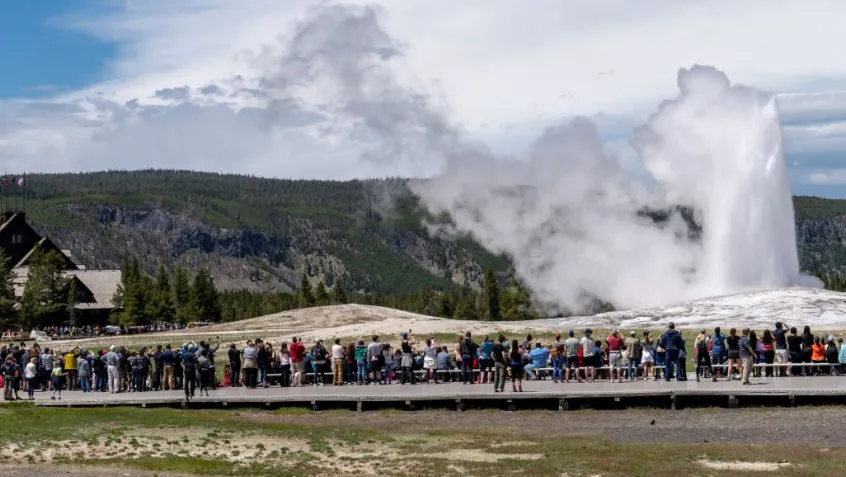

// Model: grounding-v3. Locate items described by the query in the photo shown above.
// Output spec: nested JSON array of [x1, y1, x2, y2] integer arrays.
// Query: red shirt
[[290, 342, 305, 362], [607, 336, 623, 352]]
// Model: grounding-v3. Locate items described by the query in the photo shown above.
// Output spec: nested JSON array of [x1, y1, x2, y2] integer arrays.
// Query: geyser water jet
[[633, 65, 801, 298]]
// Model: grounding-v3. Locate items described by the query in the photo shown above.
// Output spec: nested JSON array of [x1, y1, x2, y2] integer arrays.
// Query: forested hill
[[14, 170, 509, 296], [6, 170, 846, 295]]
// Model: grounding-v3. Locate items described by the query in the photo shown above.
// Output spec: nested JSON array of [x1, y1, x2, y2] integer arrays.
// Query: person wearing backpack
[[694, 330, 717, 382]]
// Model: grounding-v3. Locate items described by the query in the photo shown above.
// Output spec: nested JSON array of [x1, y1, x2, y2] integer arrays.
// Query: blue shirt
[[529, 347, 549, 368], [712, 334, 726, 353], [481, 341, 494, 360]]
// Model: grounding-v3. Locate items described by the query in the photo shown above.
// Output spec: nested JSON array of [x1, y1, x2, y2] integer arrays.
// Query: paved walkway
[[29, 376, 846, 407]]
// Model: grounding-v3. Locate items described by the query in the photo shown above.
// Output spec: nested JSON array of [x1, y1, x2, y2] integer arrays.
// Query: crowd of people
[[1, 321, 845, 400]]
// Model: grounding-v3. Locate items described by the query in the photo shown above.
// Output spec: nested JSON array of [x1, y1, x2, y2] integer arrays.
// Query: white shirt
[[332, 344, 345, 359], [24, 362, 37, 379]]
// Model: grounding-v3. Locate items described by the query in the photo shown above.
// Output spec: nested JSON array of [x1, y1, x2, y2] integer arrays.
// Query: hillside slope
[[7, 171, 846, 298]]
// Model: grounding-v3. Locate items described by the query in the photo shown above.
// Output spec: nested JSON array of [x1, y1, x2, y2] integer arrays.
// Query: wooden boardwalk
[[30, 376, 846, 410]]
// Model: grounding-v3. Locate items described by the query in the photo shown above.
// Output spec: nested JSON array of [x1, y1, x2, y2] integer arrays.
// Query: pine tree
[[437, 292, 453, 318], [189, 269, 221, 322], [314, 280, 330, 306], [331, 279, 348, 305], [483, 268, 501, 321], [0, 249, 17, 327], [417, 286, 438, 316], [298, 270, 315, 307], [19, 248, 69, 328], [453, 288, 477, 320], [147, 265, 174, 323], [172, 266, 191, 323]]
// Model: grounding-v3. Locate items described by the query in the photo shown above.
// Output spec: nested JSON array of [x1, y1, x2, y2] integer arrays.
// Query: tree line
[[111, 256, 221, 326], [217, 268, 540, 322]]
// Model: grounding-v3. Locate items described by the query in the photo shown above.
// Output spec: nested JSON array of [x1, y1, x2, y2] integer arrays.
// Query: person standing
[[459, 332, 477, 385], [290, 337, 305, 387], [367, 336, 384, 385], [197, 349, 211, 396], [624, 331, 642, 380], [739, 328, 758, 385], [161, 345, 175, 390], [101, 345, 120, 394], [551, 334, 565, 383], [2, 356, 16, 400], [64, 349, 77, 391], [182, 344, 197, 399], [492, 335, 507, 392], [77, 352, 91, 393], [711, 327, 727, 377], [509, 339, 524, 392], [773, 322, 790, 377], [563, 331, 582, 383], [242, 341, 258, 389], [400, 333, 416, 385], [227, 344, 241, 387], [659, 323, 682, 382], [24, 358, 37, 400], [694, 330, 717, 382], [331, 338, 345, 386], [606, 330, 624, 383], [580, 329, 596, 382]]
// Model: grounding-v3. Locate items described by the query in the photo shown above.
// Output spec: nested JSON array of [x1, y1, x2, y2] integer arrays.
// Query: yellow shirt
[[64, 353, 77, 370]]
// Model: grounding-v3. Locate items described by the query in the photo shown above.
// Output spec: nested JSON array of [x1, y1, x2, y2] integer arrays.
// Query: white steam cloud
[[411, 66, 811, 312], [273, 7, 813, 312]]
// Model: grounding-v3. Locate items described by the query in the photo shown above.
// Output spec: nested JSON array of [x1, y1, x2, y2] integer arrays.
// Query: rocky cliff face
[[31, 204, 491, 295]]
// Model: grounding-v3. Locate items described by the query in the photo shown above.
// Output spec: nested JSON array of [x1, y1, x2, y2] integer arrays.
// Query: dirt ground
[[0, 464, 193, 477], [249, 407, 846, 446]]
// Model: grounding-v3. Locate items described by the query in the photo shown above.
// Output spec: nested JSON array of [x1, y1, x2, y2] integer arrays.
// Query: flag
[[16, 177, 23, 187]]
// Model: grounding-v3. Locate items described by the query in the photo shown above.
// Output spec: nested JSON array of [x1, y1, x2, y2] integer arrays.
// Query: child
[[222, 365, 232, 387], [51, 363, 68, 400]]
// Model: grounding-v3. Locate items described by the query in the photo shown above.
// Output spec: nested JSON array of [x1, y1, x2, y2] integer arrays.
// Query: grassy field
[[0, 405, 844, 476]]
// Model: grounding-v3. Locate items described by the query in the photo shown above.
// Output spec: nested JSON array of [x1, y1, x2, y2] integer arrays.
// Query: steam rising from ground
[[271, 6, 810, 312], [412, 67, 808, 311], [265, 5, 814, 312]]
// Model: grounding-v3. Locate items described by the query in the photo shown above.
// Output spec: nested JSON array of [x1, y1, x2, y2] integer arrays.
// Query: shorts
[[728, 350, 740, 360], [566, 356, 580, 368], [583, 355, 595, 367], [641, 351, 654, 364], [370, 360, 383, 371], [423, 356, 435, 370], [609, 352, 623, 368]]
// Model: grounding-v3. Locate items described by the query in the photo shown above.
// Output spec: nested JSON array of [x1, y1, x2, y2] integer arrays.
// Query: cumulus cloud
[[3, 1, 846, 180]]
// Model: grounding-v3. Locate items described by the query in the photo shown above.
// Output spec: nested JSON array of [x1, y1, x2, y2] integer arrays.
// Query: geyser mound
[[410, 65, 809, 312]]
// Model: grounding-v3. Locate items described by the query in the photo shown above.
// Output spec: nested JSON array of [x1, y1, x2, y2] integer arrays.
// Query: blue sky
[[0, 2, 116, 99], [2, 1, 846, 199]]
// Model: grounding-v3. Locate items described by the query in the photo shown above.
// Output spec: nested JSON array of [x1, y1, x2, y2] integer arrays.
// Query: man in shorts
[[606, 330, 624, 383], [564, 331, 582, 383], [581, 329, 596, 382]]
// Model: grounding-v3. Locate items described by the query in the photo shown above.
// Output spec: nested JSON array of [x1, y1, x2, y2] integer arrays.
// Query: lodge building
[[0, 210, 121, 325]]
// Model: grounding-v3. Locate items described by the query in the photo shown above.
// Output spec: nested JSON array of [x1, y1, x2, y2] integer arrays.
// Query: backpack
[[697, 337, 709, 352]]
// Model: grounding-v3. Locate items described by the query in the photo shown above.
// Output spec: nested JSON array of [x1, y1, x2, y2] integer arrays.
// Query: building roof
[[65, 270, 122, 310], [13, 267, 121, 311], [14, 236, 78, 269]]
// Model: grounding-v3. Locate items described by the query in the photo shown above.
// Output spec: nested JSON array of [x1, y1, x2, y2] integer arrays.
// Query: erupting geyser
[[632, 65, 801, 297], [410, 65, 812, 313]]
